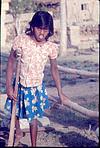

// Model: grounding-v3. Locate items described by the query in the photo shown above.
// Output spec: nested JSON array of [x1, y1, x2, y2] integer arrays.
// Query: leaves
[[8, 0, 37, 17]]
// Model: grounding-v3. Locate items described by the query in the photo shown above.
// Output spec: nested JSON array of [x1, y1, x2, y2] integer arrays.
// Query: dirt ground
[[0, 47, 99, 147]]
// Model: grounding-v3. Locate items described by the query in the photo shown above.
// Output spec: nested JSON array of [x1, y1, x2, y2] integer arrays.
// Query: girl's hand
[[6, 86, 17, 101], [59, 92, 69, 105]]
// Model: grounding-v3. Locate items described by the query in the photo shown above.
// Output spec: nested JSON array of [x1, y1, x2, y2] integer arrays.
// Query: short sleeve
[[48, 43, 58, 59], [12, 35, 22, 57]]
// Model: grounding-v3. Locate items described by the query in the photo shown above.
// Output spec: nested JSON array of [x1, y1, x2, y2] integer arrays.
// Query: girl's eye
[[44, 29, 48, 32], [37, 28, 48, 33], [44, 28, 49, 32], [37, 28, 41, 31], [36, 27, 48, 30]]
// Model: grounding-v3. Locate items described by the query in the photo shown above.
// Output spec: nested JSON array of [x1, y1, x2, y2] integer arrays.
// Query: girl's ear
[[31, 27, 34, 32]]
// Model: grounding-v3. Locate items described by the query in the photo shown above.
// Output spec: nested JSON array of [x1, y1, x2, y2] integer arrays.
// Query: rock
[[95, 127, 99, 138]]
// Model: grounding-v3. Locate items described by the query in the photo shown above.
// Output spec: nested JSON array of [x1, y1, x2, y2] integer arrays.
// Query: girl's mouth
[[39, 35, 44, 39]]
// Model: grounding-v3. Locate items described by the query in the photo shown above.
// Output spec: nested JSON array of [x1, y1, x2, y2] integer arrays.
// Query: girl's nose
[[40, 29, 44, 34]]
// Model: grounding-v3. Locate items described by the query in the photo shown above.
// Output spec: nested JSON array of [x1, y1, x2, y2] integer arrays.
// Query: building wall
[[67, 0, 99, 25]]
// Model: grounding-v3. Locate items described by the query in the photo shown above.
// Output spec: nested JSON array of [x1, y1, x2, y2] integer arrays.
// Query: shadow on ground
[[45, 128, 98, 147]]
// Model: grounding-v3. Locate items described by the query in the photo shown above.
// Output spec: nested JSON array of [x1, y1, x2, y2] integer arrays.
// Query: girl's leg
[[29, 119, 38, 147], [15, 116, 23, 137]]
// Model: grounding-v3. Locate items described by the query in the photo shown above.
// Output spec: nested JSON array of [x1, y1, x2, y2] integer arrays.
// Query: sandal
[[15, 131, 25, 139], [14, 141, 28, 147], [14, 132, 25, 147]]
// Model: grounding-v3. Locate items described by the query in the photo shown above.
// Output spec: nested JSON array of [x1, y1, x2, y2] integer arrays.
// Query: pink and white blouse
[[12, 34, 58, 87]]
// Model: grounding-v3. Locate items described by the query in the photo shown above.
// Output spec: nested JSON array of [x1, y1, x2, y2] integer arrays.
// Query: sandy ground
[[0, 47, 99, 147]]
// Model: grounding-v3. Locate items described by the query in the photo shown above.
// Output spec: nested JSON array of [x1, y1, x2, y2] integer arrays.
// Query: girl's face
[[32, 27, 49, 42]]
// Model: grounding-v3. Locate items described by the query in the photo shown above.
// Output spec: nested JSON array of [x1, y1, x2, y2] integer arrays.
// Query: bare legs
[[29, 119, 38, 147], [15, 117, 38, 146], [15, 116, 23, 137]]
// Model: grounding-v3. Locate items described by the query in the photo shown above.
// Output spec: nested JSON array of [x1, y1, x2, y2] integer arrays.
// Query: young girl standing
[[5, 11, 67, 147]]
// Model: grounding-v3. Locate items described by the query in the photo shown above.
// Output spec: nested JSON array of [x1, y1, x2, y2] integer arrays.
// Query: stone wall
[[1, 0, 11, 48]]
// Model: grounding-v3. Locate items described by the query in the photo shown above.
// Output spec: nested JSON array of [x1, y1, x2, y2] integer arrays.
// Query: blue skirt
[[5, 82, 50, 123]]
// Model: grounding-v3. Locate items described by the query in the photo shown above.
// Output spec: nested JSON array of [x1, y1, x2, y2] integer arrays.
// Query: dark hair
[[25, 11, 54, 39]]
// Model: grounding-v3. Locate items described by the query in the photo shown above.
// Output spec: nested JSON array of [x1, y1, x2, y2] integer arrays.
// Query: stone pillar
[[1, 0, 11, 48], [70, 26, 80, 47], [60, 0, 67, 57]]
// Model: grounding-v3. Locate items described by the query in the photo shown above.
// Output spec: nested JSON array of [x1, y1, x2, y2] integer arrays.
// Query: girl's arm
[[50, 58, 66, 104], [6, 49, 17, 101]]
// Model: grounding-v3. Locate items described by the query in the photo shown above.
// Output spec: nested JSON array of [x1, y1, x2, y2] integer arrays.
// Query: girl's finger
[[12, 95, 17, 102], [8, 95, 13, 100]]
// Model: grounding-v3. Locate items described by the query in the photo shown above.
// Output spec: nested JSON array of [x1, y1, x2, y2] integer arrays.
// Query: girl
[[5, 11, 66, 147]]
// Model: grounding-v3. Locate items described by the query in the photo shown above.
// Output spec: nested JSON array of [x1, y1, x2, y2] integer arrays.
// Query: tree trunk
[[46, 64, 99, 78], [60, 0, 67, 57], [13, 15, 21, 36], [50, 95, 99, 118]]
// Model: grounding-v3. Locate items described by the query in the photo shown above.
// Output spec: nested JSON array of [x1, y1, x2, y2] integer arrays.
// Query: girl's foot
[[15, 129, 25, 139], [14, 130, 25, 146]]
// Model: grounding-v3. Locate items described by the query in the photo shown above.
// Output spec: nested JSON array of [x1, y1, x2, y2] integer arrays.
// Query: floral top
[[12, 34, 58, 87]]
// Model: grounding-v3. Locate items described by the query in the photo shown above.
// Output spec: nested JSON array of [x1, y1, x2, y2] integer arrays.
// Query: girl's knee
[[29, 119, 38, 126]]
